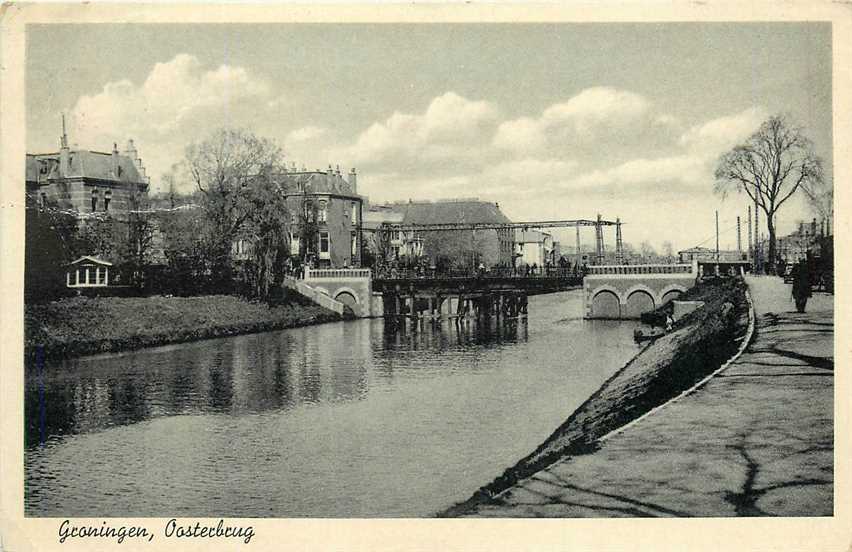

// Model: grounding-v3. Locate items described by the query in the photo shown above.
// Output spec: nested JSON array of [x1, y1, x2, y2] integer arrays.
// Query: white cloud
[[566, 106, 768, 192], [286, 125, 329, 144], [341, 91, 499, 168], [572, 155, 708, 190], [679, 106, 766, 155], [69, 54, 273, 190], [494, 87, 654, 154]]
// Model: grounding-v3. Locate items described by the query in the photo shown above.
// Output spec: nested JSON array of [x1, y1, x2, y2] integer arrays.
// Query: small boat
[[633, 327, 665, 342]]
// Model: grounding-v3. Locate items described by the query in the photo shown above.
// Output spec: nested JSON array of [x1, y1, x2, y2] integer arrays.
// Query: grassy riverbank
[[25, 293, 343, 360], [442, 277, 750, 517]]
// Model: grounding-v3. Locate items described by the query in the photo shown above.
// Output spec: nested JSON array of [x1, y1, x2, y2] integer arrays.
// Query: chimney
[[124, 139, 138, 161], [349, 167, 357, 194], [112, 142, 120, 177], [327, 164, 334, 188], [59, 114, 70, 177]]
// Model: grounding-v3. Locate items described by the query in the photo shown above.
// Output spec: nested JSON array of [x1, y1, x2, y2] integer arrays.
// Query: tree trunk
[[766, 215, 777, 275]]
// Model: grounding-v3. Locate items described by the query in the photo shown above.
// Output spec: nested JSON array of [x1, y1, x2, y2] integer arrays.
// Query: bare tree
[[807, 185, 833, 234], [186, 128, 285, 287], [639, 241, 657, 260], [714, 114, 824, 273], [661, 241, 674, 257]]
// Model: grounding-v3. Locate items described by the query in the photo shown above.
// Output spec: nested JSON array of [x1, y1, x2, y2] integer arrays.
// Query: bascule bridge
[[285, 215, 699, 322]]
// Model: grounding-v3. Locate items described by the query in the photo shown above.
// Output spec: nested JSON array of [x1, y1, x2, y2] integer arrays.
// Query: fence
[[304, 268, 372, 280], [373, 266, 583, 280], [586, 263, 695, 276]]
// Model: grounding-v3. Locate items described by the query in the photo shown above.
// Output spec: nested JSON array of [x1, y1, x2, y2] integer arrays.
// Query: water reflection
[[25, 290, 639, 517]]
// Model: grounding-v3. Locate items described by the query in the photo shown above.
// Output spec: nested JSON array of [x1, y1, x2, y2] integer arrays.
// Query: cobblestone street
[[464, 276, 834, 517]]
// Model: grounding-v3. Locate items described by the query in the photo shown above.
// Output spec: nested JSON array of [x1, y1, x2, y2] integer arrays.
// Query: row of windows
[[91, 188, 113, 212], [299, 200, 359, 224], [289, 232, 359, 258]]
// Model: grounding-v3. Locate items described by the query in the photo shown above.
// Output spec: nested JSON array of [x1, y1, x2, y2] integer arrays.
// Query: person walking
[[791, 260, 812, 313]]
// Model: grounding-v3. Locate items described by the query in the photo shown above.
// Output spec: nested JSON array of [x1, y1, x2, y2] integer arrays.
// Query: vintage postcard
[[1, 2, 849, 551]]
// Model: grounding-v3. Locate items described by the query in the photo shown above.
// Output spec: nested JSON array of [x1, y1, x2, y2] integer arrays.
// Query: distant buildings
[[364, 198, 514, 268], [776, 218, 830, 264]]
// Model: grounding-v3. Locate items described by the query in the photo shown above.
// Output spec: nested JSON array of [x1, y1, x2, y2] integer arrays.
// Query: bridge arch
[[658, 284, 688, 306], [623, 285, 657, 319], [590, 287, 621, 319], [335, 291, 359, 316]]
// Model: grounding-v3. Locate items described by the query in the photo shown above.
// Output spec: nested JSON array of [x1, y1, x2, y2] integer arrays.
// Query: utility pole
[[737, 216, 741, 256], [715, 210, 720, 260], [595, 213, 605, 265], [615, 218, 624, 264], [747, 206, 753, 263]]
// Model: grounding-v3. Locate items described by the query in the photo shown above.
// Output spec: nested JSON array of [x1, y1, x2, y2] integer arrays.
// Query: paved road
[[463, 275, 834, 517]]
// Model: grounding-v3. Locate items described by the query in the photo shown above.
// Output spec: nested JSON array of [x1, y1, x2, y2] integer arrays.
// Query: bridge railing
[[585, 263, 695, 275], [373, 266, 584, 280], [305, 268, 373, 280]]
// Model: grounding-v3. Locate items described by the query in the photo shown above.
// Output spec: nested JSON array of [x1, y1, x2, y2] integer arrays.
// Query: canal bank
[[446, 276, 833, 517], [26, 289, 641, 517], [25, 292, 344, 360], [443, 277, 752, 517]]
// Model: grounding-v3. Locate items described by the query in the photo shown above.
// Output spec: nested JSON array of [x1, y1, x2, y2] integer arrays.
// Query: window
[[91, 189, 98, 212], [351, 232, 358, 256], [319, 231, 330, 259], [351, 203, 357, 224], [290, 236, 300, 255], [318, 200, 328, 223]]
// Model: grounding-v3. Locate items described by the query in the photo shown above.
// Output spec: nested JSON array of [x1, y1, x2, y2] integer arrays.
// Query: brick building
[[26, 124, 150, 214], [275, 165, 364, 268]]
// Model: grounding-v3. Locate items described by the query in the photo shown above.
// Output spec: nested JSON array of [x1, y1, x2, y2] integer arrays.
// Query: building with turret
[[274, 164, 364, 268]]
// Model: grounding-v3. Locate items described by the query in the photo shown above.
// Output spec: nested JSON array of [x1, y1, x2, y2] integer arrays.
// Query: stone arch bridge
[[303, 267, 375, 318], [584, 261, 698, 319]]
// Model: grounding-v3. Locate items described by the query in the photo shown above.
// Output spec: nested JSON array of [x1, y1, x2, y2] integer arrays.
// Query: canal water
[[25, 290, 640, 517]]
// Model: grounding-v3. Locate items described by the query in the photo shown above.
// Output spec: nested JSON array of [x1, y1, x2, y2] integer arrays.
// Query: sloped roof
[[678, 246, 714, 254], [275, 171, 356, 197], [69, 255, 113, 266], [26, 150, 146, 185], [387, 200, 512, 226]]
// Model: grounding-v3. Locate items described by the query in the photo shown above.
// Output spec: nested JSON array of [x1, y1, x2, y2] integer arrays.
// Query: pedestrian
[[791, 260, 812, 313]]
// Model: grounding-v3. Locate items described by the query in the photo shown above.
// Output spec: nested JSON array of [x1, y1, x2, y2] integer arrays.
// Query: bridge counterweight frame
[[378, 218, 620, 232]]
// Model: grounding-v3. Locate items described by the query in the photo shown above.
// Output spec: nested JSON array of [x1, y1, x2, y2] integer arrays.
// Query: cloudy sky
[[26, 23, 832, 251]]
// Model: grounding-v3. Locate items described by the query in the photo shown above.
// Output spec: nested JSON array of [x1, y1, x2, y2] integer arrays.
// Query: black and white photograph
[[1, 3, 848, 551]]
